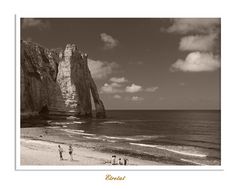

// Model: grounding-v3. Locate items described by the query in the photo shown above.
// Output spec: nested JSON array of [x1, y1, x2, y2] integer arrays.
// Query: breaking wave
[[129, 143, 207, 158], [60, 129, 96, 136], [101, 121, 125, 125]]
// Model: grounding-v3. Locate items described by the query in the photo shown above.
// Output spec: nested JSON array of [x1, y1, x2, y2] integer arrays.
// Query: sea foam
[[60, 129, 96, 136], [101, 121, 125, 124], [129, 143, 207, 158]]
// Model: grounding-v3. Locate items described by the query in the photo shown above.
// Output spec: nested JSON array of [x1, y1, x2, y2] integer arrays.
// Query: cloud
[[22, 18, 49, 29], [179, 33, 217, 51], [88, 59, 118, 79], [170, 52, 220, 72], [113, 94, 122, 99], [166, 18, 220, 34], [110, 77, 128, 83], [145, 86, 159, 92], [101, 80, 159, 95], [111, 82, 122, 87], [125, 84, 142, 93], [165, 18, 221, 72], [131, 96, 144, 102], [100, 83, 123, 94], [100, 33, 119, 49]]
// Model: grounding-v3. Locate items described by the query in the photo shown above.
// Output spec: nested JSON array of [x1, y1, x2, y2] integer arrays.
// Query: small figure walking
[[58, 145, 63, 160], [68, 145, 73, 161]]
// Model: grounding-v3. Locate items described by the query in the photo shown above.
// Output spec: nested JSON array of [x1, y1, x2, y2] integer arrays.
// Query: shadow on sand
[[60, 159, 80, 162]]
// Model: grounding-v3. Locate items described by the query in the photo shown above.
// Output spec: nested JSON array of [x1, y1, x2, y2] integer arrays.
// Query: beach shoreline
[[20, 127, 163, 166]]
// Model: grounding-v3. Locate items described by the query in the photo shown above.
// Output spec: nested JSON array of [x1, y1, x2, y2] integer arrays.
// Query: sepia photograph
[[19, 18, 221, 167]]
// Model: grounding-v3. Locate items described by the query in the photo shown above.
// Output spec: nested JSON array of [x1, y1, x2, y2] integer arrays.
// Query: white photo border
[[15, 15, 222, 171]]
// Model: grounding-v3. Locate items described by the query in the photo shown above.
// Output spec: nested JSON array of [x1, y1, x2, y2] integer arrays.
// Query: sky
[[21, 18, 220, 110]]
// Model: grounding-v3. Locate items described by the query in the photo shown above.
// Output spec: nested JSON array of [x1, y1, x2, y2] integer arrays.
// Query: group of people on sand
[[58, 145, 129, 165], [58, 145, 73, 161], [111, 155, 128, 165]]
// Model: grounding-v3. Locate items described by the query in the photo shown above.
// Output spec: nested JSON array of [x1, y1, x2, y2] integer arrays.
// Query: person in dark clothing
[[58, 145, 64, 160], [123, 158, 128, 165], [111, 155, 117, 165], [118, 158, 123, 165]]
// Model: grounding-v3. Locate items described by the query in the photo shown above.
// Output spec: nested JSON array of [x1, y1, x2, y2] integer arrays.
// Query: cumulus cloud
[[131, 96, 144, 102], [166, 18, 220, 34], [166, 18, 221, 72], [170, 52, 220, 72], [113, 94, 122, 99], [88, 59, 118, 79], [125, 84, 142, 93], [100, 33, 119, 49], [100, 83, 123, 94], [179, 33, 217, 51], [145, 86, 159, 92], [110, 77, 128, 83], [101, 80, 159, 96], [22, 18, 49, 29]]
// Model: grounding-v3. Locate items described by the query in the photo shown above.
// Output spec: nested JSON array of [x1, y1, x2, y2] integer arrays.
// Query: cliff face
[[21, 40, 106, 118]]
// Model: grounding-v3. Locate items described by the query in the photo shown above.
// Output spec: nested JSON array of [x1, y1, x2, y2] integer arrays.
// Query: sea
[[21, 110, 221, 165]]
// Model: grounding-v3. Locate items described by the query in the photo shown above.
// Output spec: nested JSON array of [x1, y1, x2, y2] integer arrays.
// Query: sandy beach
[[21, 127, 163, 166]]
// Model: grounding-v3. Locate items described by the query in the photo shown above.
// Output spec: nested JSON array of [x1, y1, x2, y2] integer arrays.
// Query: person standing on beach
[[58, 145, 64, 160], [123, 158, 128, 165], [118, 158, 123, 165], [111, 155, 116, 165], [68, 145, 73, 161]]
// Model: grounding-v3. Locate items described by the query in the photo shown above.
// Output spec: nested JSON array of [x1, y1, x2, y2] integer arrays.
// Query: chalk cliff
[[21, 40, 106, 118]]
